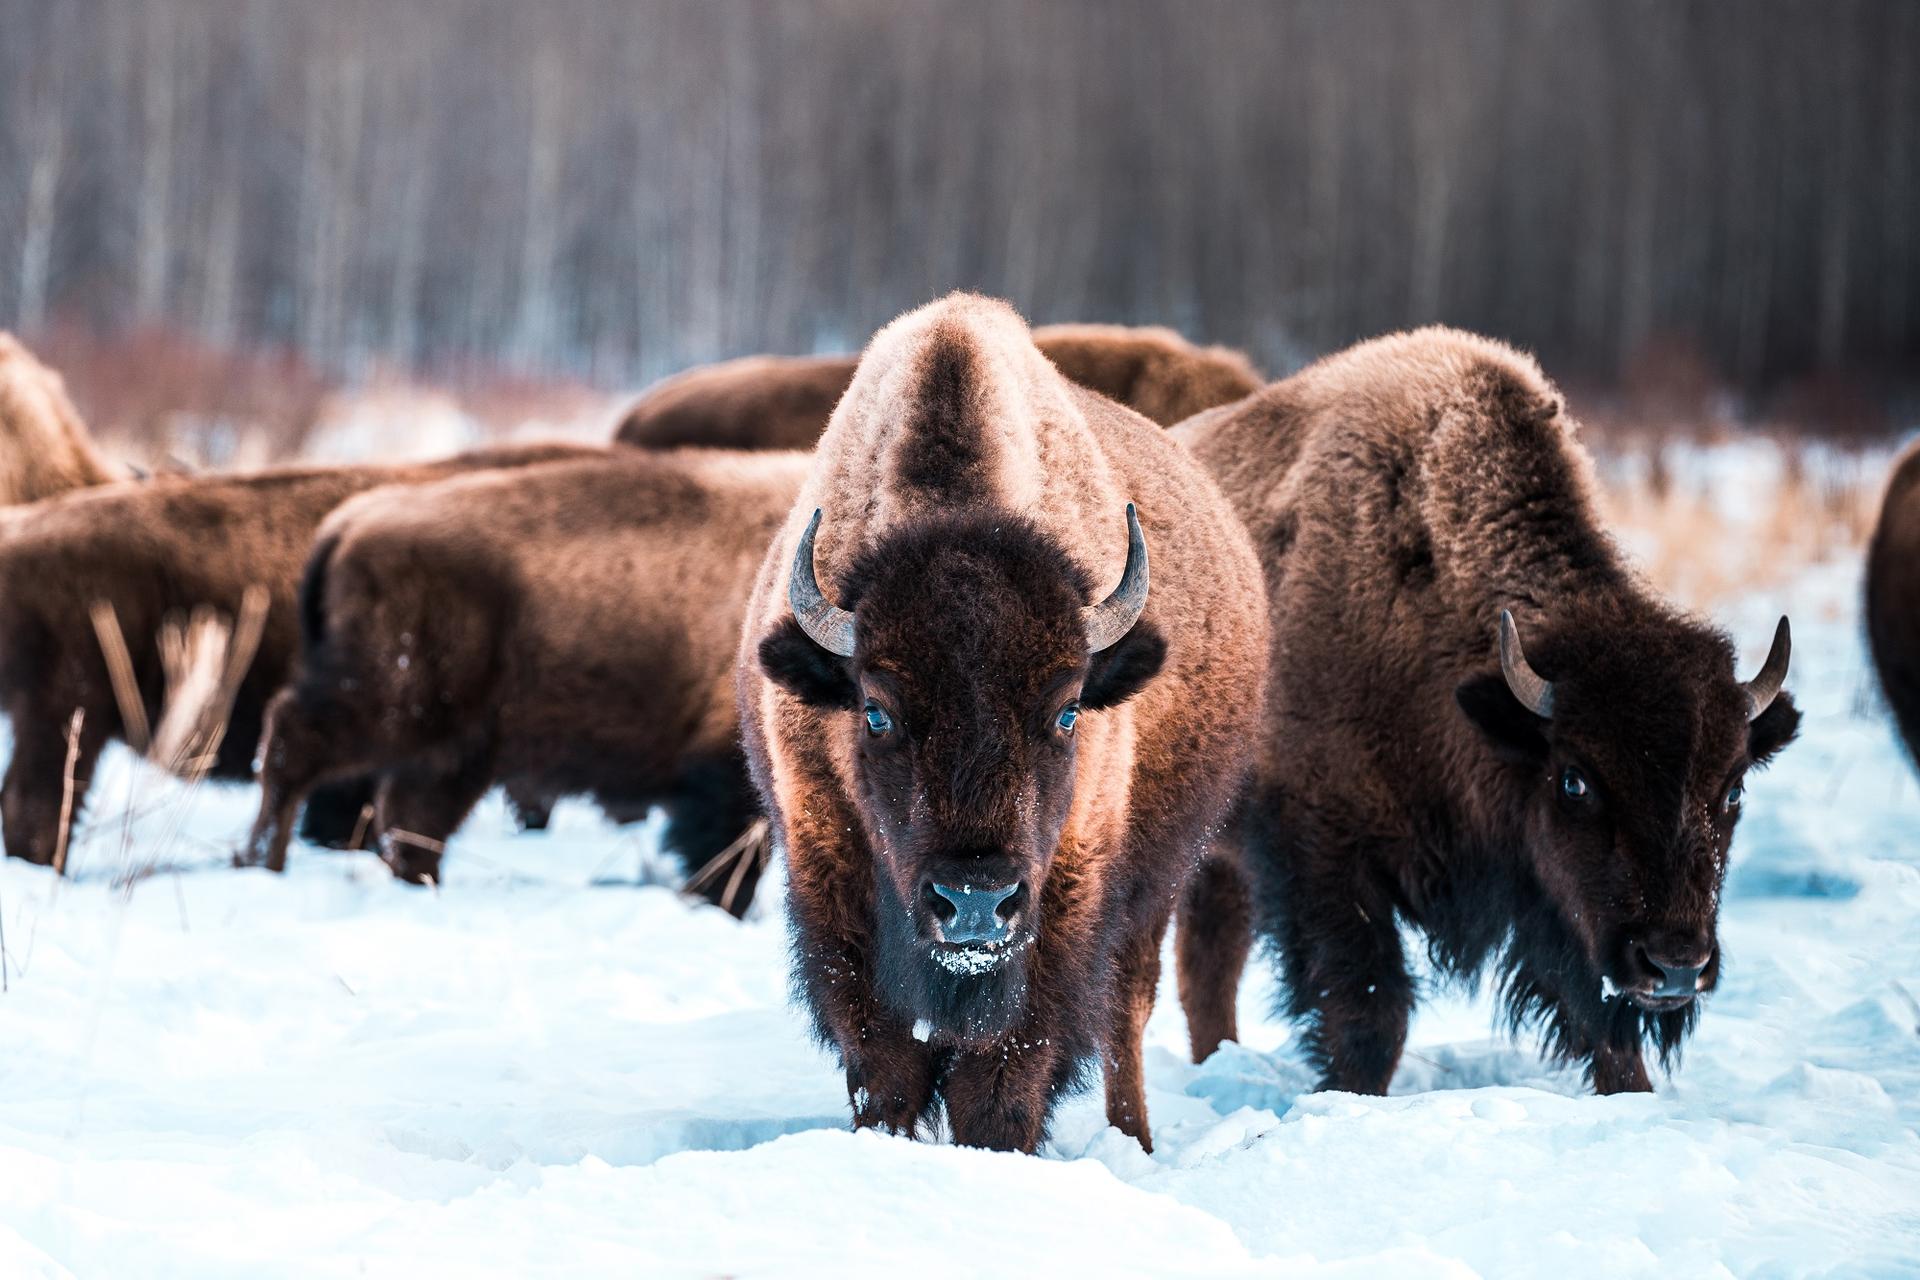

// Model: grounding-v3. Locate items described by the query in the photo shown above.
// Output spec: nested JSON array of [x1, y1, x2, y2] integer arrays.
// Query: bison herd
[[5, 291, 1914, 1154]]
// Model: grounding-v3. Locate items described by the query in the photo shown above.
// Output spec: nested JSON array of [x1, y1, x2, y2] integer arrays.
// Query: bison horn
[[1083, 503, 1150, 653], [1739, 616, 1791, 721], [788, 508, 857, 657], [1498, 609, 1556, 719]]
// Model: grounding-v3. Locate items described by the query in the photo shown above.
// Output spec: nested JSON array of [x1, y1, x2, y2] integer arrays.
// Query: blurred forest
[[0, 0, 1914, 421]]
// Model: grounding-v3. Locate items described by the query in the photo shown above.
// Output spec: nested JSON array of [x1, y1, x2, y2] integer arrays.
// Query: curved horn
[[788, 509, 857, 657], [1498, 609, 1556, 719], [1082, 503, 1150, 653], [1740, 616, 1791, 721]]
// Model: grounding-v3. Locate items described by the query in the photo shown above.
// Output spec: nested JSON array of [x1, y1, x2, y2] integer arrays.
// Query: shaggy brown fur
[[740, 295, 1268, 1152], [239, 449, 808, 914], [613, 324, 1262, 451], [1173, 327, 1800, 1095], [1867, 440, 1920, 771], [0, 442, 598, 869], [0, 332, 124, 504]]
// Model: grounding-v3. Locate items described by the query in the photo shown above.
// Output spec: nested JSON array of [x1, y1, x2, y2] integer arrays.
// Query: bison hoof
[[383, 854, 439, 886]]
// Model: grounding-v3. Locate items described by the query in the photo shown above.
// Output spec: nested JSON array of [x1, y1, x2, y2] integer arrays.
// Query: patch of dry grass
[[1592, 434, 1892, 611]]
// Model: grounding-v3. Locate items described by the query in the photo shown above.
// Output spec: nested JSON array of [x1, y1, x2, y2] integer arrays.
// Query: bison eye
[[864, 703, 893, 737], [1056, 703, 1080, 734], [1722, 781, 1745, 813], [1560, 767, 1590, 800]]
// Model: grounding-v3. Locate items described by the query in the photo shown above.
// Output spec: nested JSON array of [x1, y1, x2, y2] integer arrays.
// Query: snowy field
[[1, 509, 1918, 1274]]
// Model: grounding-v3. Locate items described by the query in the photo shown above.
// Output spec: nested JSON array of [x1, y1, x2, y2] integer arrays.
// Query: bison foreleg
[[1103, 905, 1174, 1152], [1175, 846, 1254, 1064], [373, 742, 495, 885], [1589, 1040, 1653, 1094], [243, 690, 393, 871], [844, 1023, 942, 1138], [1280, 860, 1414, 1095], [2, 701, 107, 869], [943, 1032, 1060, 1153], [503, 779, 555, 832], [298, 775, 380, 850]]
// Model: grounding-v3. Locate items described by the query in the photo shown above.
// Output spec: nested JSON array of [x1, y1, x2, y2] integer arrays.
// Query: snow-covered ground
[[1, 533, 1917, 1275]]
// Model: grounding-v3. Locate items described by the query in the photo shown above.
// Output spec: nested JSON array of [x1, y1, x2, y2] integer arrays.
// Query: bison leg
[[943, 1032, 1061, 1153], [503, 779, 554, 832], [2, 701, 108, 869], [1273, 842, 1414, 1095], [374, 742, 494, 886], [845, 1026, 944, 1138], [240, 687, 385, 873], [782, 796, 941, 1135], [1589, 1040, 1652, 1094], [1176, 847, 1254, 1064], [297, 775, 380, 850], [1104, 906, 1174, 1152], [662, 756, 766, 917]]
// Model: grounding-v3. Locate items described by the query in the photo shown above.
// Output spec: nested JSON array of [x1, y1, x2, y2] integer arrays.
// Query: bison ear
[[1082, 620, 1168, 711], [759, 617, 859, 709], [1748, 690, 1800, 766], [1456, 673, 1549, 764]]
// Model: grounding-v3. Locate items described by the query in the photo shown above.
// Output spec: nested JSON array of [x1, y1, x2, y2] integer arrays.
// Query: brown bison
[[238, 449, 807, 913], [614, 323, 1262, 451], [740, 295, 1268, 1152], [1867, 440, 1920, 770], [0, 332, 125, 504], [0, 442, 597, 869], [1172, 327, 1798, 1095]]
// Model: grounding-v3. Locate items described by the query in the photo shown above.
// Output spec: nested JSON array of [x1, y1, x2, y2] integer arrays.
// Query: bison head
[[1455, 607, 1799, 1019], [760, 505, 1166, 1036]]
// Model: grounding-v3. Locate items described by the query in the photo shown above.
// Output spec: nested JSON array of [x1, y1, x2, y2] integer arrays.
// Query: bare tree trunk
[[134, 3, 178, 322], [513, 43, 566, 370], [17, 114, 64, 332]]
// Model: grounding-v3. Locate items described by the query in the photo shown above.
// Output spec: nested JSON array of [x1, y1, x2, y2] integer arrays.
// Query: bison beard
[[870, 867, 1033, 1045]]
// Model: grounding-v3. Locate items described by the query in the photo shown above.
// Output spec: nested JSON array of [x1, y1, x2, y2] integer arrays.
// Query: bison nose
[[926, 881, 1022, 946], [1635, 939, 1714, 999]]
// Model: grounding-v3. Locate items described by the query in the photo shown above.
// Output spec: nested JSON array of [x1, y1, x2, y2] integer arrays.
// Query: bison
[[237, 449, 807, 913], [740, 294, 1268, 1152], [0, 442, 597, 869], [614, 323, 1262, 451], [0, 332, 125, 505], [1867, 440, 1920, 770], [1171, 327, 1799, 1095]]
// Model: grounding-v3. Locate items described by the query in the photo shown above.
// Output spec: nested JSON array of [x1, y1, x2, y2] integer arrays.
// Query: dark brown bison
[[614, 323, 1262, 451], [238, 449, 808, 913], [0, 332, 125, 504], [0, 442, 598, 869], [1867, 440, 1920, 770], [1172, 327, 1799, 1095], [740, 294, 1268, 1152]]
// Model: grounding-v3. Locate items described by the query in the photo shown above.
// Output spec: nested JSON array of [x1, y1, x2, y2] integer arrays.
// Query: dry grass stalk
[[51, 708, 83, 877], [681, 816, 772, 914], [88, 600, 149, 756], [86, 585, 269, 893], [348, 803, 377, 852], [1595, 439, 1882, 609], [149, 585, 269, 775]]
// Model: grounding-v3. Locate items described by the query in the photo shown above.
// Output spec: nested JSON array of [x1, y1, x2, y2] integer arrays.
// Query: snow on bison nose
[[1618, 932, 1716, 1008], [925, 881, 1022, 946]]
